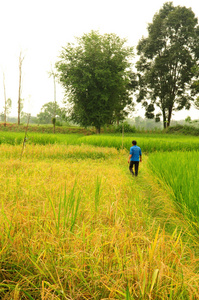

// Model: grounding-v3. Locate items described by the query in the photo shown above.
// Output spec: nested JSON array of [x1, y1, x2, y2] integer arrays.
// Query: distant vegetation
[[1, 130, 199, 153], [166, 124, 199, 136], [1, 118, 199, 135]]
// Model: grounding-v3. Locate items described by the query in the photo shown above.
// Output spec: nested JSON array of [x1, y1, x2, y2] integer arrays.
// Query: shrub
[[115, 122, 136, 133], [166, 125, 199, 136]]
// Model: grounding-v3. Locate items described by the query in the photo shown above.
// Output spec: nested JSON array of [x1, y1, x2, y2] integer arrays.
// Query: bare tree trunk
[[122, 122, 124, 149], [18, 52, 24, 125], [3, 73, 6, 126], [50, 67, 57, 134], [53, 74, 56, 134], [167, 107, 172, 127], [96, 126, 101, 134], [162, 109, 167, 129]]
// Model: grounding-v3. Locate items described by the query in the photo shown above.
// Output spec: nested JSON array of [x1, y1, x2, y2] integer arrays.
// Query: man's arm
[[128, 154, 132, 164], [140, 155, 142, 162]]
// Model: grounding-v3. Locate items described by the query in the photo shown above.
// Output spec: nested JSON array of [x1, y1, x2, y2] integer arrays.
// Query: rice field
[[0, 133, 199, 299], [1, 131, 199, 152], [0, 132, 82, 146], [80, 134, 199, 152], [148, 151, 199, 225]]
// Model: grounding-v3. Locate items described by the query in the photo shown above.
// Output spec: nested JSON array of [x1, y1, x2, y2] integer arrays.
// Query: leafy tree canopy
[[55, 30, 135, 132], [37, 102, 62, 124], [136, 2, 199, 128], [194, 97, 199, 110]]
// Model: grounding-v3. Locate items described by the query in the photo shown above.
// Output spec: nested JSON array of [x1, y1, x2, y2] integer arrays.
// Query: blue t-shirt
[[130, 145, 142, 161]]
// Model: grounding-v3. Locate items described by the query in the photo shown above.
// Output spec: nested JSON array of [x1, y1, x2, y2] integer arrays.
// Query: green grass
[[80, 134, 199, 152], [148, 151, 199, 224], [1, 131, 199, 153], [0, 132, 83, 145]]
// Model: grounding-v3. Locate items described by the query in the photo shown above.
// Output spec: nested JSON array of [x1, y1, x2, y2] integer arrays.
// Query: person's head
[[132, 140, 137, 145]]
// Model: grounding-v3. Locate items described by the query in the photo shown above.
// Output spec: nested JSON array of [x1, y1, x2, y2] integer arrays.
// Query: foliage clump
[[166, 124, 199, 135], [114, 122, 136, 133], [56, 30, 135, 133], [136, 2, 199, 128]]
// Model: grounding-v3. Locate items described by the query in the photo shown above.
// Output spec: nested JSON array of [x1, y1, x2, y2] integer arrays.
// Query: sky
[[0, 0, 199, 120]]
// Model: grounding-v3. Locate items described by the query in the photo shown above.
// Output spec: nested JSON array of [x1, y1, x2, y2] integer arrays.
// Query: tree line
[[2, 2, 199, 131], [54, 2, 199, 131], [1, 51, 25, 126]]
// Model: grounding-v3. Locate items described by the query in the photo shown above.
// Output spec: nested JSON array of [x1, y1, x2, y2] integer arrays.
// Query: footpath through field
[[124, 155, 188, 233]]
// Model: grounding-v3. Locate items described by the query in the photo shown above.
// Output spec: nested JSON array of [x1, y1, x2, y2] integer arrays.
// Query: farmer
[[128, 140, 142, 176]]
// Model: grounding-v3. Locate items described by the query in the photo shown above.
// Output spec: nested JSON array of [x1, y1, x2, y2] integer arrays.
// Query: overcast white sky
[[0, 0, 199, 120]]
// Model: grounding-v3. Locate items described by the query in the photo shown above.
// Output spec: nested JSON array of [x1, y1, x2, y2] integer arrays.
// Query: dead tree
[[3, 73, 7, 126], [50, 67, 57, 133], [18, 52, 25, 125]]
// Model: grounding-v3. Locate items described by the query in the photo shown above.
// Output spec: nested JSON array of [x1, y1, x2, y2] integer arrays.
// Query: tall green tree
[[194, 97, 199, 112], [56, 31, 135, 133], [136, 2, 199, 128], [191, 66, 199, 112], [37, 101, 62, 124]]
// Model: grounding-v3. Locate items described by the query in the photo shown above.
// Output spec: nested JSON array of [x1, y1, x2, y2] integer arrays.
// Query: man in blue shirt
[[128, 140, 142, 176]]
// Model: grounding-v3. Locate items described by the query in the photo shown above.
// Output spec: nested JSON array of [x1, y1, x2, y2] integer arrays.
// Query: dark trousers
[[129, 161, 139, 176]]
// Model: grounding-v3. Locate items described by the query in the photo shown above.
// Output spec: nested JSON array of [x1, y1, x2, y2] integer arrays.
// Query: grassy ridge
[[0, 144, 199, 299], [0, 123, 95, 134]]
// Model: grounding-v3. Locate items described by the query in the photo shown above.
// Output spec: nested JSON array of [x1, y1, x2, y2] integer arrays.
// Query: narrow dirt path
[[119, 151, 196, 238]]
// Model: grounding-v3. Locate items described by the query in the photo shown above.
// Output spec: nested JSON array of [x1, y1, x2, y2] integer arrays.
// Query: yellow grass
[[0, 144, 199, 299]]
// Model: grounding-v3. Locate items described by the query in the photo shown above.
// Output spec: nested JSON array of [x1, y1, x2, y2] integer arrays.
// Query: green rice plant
[[94, 177, 101, 212], [47, 181, 81, 233], [148, 151, 199, 224], [0, 131, 83, 146], [0, 131, 25, 145], [64, 182, 81, 232], [125, 284, 131, 300], [1, 131, 199, 153], [29, 132, 83, 145], [80, 134, 199, 153]]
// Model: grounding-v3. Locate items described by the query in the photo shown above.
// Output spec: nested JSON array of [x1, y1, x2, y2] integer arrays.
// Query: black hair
[[132, 140, 137, 145]]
